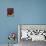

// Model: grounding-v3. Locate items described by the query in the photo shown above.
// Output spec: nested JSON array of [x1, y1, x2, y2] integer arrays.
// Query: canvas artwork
[[7, 8, 14, 16]]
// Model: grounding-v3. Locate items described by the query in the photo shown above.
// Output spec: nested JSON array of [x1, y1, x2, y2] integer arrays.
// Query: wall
[[0, 0, 46, 44]]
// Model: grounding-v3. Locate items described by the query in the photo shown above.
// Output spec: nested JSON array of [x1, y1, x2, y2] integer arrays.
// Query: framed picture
[[7, 8, 14, 16]]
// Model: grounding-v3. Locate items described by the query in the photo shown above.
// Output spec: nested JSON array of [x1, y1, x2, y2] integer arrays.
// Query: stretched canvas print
[[7, 8, 14, 16]]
